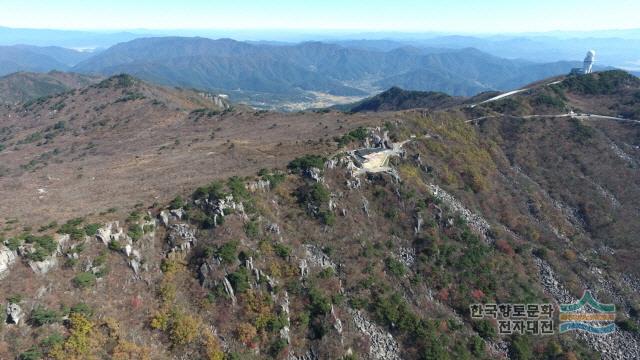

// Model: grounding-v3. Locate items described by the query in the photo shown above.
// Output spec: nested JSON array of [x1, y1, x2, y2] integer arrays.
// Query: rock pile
[[428, 184, 492, 241], [349, 309, 401, 360], [166, 224, 197, 253], [303, 245, 336, 270], [534, 256, 640, 359]]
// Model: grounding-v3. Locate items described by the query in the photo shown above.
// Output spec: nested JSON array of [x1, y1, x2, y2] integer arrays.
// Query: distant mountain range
[[68, 37, 587, 105], [329, 36, 640, 71], [0, 35, 630, 108], [0, 44, 94, 76]]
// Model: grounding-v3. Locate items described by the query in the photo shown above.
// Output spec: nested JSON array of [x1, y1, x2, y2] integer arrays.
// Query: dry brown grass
[[0, 78, 386, 227]]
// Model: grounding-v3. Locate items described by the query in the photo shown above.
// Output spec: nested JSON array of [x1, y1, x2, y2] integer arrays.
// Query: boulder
[[6, 303, 23, 325], [29, 256, 58, 274], [159, 210, 171, 227], [0, 246, 16, 278], [266, 223, 281, 235], [304, 167, 324, 183], [170, 208, 185, 220], [129, 259, 141, 274]]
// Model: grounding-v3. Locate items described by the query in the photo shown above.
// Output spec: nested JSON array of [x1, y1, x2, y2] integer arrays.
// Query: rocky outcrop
[[0, 245, 16, 278], [609, 141, 635, 165], [428, 184, 491, 241], [331, 305, 343, 343], [362, 197, 370, 217], [159, 210, 171, 227], [349, 309, 402, 360], [96, 221, 130, 246], [27, 234, 69, 275], [280, 292, 291, 343], [288, 349, 318, 360], [124, 244, 143, 274], [267, 223, 281, 235], [29, 256, 58, 274], [197, 92, 230, 110], [533, 257, 574, 304], [170, 208, 185, 221], [304, 245, 336, 270], [413, 214, 423, 235], [166, 224, 197, 253], [198, 255, 224, 288], [299, 259, 309, 279], [195, 194, 246, 225], [247, 179, 271, 192], [304, 167, 324, 183], [396, 247, 416, 269], [5, 303, 23, 325], [223, 276, 237, 306], [346, 177, 361, 191]]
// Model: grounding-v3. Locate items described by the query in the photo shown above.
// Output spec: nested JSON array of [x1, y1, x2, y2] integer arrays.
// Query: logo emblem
[[559, 291, 616, 334]]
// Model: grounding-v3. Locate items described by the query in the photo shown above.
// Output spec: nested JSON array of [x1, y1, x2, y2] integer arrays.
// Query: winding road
[[466, 78, 639, 124]]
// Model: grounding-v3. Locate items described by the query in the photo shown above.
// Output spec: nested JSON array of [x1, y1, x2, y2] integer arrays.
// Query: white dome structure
[[583, 50, 596, 74]]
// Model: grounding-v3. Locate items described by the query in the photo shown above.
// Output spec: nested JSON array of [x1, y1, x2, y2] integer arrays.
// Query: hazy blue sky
[[1, 0, 638, 32]]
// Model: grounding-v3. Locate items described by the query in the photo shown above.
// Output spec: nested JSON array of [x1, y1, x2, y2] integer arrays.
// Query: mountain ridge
[[71, 37, 585, 107], [0, 70, 101, 105], [1, 71, 639, 359]]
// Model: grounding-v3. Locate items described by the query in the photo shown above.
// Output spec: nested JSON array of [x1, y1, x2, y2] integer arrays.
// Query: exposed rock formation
[[0, 245, 16, 278], [96, 221, 131, 246], [247, 179, 271, 192], [331, 305, 343, 343], [349, 309, 401, 360], [5, 303, 23, 325], [166, 224, 197, 253], [223, 276, 237, 306], [304, 245, 336, 270], [304, 167, 324, 183], [196, 194, 246, 225], [299, 259, 309, 279], [280, 292, 291, 343], [362, 197, 370, 217], [267, 223, 281, 235], [27, 234, 68, 275], [396, 247, 416, 269], [414, 214, 423, 235], [288, 349, 318, 360], [29, 256, 58, 274], [428, 184, 491, 241], [159, 210, 171, 227]]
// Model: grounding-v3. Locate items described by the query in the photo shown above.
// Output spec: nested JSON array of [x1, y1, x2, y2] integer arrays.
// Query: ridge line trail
[[465, 113, 640, 124], [469, 79, 564, 108], [465, 77, 640, 124]]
